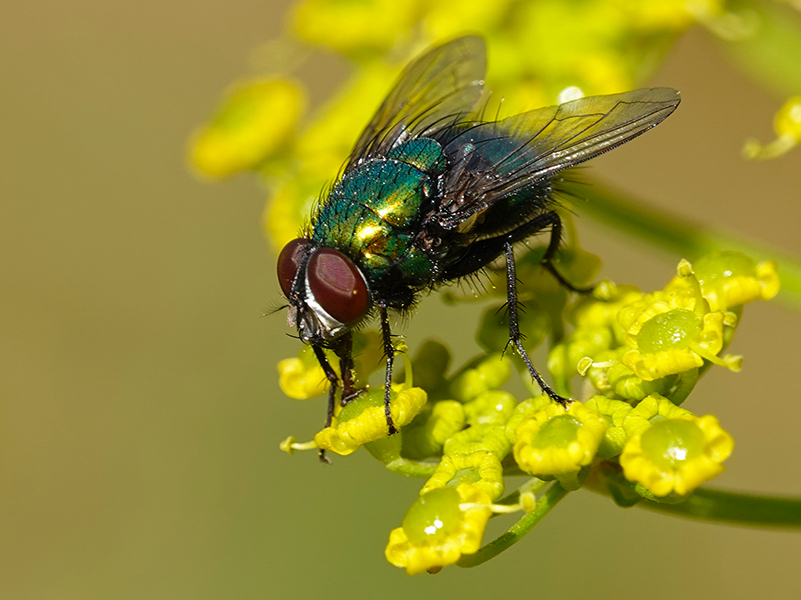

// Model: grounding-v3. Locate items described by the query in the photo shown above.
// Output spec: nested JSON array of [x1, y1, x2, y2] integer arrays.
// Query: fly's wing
[[344, 36, 486, 173], [436, 88, 680, 227]]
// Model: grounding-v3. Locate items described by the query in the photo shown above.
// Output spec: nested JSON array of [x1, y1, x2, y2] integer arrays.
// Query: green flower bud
[[463, 390, 517, 427], [443, 424, 512, 459], [584, 395, 634, 458], [447, 354, 511, 403], [351, 330, 385, 386], [402, 400, 466, 460], [410, 339, 452, 393], [548, 326, 615, 380], [477, 302, 549, 354]]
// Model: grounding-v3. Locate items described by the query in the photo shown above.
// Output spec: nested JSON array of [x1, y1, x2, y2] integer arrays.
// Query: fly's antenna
[[263, 303, 289, 318]]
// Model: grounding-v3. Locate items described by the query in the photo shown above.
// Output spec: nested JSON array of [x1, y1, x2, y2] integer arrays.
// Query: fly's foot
[[340, 387, 366, 406], [544, 387, 572, 408]]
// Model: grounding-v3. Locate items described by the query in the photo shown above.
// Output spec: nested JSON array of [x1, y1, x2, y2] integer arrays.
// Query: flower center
[[533, 415, 582, 448], [402, 487, 462, 543], [337, 388, 384, 422], [693, 251, 755, 287], [640, 419, 706, 469], [637, 309, 702, 353]]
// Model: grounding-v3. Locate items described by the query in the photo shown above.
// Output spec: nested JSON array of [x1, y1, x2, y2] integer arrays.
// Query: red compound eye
[[307, 248, 369, 324], [277, 238, 312, 298]]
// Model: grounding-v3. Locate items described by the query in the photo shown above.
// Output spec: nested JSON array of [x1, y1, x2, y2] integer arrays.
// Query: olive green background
[[2, 1, 800, 598]]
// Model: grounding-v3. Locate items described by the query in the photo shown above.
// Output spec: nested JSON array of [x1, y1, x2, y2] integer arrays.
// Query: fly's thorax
[[311, 154, 440, 276], [277, 239, 371, 342], [387, 138, 446, 174]]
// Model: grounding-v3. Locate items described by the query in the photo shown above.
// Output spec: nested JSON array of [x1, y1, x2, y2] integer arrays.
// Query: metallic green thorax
[[311, 139, 445, 287]]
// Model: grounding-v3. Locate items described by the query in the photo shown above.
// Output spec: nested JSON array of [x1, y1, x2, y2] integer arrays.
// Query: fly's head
[[277, 238, 371, 343]]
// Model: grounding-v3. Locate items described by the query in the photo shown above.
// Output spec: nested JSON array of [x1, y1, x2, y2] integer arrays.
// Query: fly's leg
[[312, 344, 340, 463], [441, 210, 592, 293], [378, 301, 398, 435], [332, 332, 361, 405], [504, 240, 571, 408], [539, 211, 594, 294]]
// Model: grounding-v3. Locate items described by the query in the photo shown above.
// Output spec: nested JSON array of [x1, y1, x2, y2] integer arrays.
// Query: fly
[[275, 36, 680, 451]]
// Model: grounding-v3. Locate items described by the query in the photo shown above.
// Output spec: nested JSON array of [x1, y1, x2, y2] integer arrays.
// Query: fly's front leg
[[504, 240, 571, 408], [332, 332, 360, 405], [312, 344, 339, 463], [539, 211, 594, 294], [378, 301, 398, 435]]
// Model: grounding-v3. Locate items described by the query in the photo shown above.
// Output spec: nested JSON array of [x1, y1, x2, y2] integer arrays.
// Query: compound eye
[[277, 238, 313, 298], [307, 248, 369, 325]]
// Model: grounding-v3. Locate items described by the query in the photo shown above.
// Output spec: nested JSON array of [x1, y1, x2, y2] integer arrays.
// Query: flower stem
[[457, 482, 569, 568], [638, 487, 801, 528], [587, 466, 801, 528]]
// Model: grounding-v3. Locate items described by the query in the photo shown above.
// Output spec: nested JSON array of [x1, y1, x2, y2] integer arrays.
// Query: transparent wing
[[436, 88, 681, 225], [344, 36, 487, 173]]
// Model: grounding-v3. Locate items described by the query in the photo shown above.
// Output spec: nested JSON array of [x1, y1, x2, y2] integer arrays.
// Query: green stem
[[587, 466, 801, 528], [639, 487, 801, 528], [457, 482, 569, 568], [564, 180, 801, 310]]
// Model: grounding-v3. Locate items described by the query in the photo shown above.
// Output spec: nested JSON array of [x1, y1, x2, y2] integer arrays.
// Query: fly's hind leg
[[504, 240, 571, 408], [539, 211, 595, 294]]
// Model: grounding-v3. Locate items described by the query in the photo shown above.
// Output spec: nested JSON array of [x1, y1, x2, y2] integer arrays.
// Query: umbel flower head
[[274, 249, 775, 572], [191, 0, 788, 574]]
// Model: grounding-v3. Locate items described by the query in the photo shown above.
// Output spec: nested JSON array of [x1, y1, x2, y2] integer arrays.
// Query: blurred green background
[[2, 0, 800, 598]]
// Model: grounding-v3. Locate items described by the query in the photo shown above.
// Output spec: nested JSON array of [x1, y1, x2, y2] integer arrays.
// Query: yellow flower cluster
[[190, 0, 789, 574], [550, 253, 777, 405], [272, 247, 775, 574]]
